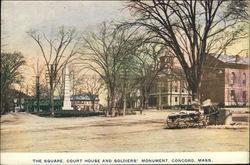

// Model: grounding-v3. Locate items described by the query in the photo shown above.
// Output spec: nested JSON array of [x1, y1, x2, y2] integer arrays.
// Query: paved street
[[1, 111, 249, 152]]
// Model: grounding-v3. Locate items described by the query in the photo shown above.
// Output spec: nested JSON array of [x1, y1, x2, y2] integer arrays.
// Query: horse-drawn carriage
[[166, 105, 220, 129]]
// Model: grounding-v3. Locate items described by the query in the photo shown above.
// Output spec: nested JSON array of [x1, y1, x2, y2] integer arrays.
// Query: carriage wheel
[[167, 119, 180, 128]]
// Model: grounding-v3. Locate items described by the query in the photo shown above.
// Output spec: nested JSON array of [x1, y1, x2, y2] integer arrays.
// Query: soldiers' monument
[[62, 65, 73, 110]]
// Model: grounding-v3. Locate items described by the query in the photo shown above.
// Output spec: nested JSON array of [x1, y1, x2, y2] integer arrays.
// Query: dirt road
[[1, 111, 249, 152]]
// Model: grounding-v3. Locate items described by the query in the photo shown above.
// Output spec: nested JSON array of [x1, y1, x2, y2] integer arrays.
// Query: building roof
[[172, 67, 186, 77], [53, 96, 61, 100], [53, 93, 99, 101], [71, 93, 99, 101], [210, 54, 249, 65], [158, 67, 186, 81]]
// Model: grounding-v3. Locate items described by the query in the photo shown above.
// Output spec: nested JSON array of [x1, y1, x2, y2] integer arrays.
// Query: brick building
[[201, 54, 249, 106]]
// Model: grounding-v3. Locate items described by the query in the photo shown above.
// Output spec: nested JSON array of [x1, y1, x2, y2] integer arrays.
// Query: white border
[[1, 152, 249, 164]]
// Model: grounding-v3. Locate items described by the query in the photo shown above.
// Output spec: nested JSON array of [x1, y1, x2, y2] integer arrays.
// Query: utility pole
[[123, 68, 128, 116], [19, 86, 22, 111], [26, 85, 29, 112], [158, 80, 162, 110], [50, 64, 55, 115], [71, 70, 75, 109], [36, 76, 40, 112], [72, 71, 75, 96]]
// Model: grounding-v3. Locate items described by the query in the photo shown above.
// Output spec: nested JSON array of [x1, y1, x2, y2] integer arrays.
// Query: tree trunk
[[106, 89, 110, 117], [92, 97, 95, 111], [110, 99, 115, 117], [143, 88, 149, 109], [2, 98, 8, 115], [191, 90, 198, 101], [50, 85, 54, 115], [123, 95, 127, 116], [190, 82, 202, 111], [110, 89, 116, 117], [92, 100, 95, 111], [1, 94, 7, 114], [36, 76, 40, 112], [142, 95, 145, 109], [139, 94, 143, 115], [123, 83, 127, 116]]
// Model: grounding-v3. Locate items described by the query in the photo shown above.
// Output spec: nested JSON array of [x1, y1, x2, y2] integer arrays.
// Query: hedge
[[53, 110, 104, 117], [31, 110, 104, 117]]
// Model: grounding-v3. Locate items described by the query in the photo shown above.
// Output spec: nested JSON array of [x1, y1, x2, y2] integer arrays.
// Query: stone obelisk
[[62, 65, 73, 110]]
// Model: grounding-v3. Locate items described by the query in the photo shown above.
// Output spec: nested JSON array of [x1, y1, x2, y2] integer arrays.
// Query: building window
[[242, 91, 246, 102], [230, 90, 236, 102], [163, 86, 166, 92], [174, 86, 178, 92], [231, 72, 236, 84], [243, 73, 246, 85], [182, 97, 185, 104], [175, 97, 178, 102], [163, 97, 166, 103]]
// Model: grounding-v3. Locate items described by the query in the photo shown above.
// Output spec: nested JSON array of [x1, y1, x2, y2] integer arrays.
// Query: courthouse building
[[148, 68, 191, 109]]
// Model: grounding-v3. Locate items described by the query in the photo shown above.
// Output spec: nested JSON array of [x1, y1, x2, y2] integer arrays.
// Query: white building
[[148, 68, 191, 109], [71, 93, 100, 111]]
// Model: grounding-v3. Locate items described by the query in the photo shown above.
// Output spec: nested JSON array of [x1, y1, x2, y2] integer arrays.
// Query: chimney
[[235, 55, 240, 63]]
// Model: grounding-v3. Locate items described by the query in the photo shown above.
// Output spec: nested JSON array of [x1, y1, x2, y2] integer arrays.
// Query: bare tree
[[79, 23, 142, 117], [226, 0, 249, 23], [81, 75, 103, 111], [135, 42, 167, 110], [29, 59, 50, 98], [125, 0, 244, 105], [30, 58, 45, 111], [115, 47, 140, 115], [27, 26, 80, 114]]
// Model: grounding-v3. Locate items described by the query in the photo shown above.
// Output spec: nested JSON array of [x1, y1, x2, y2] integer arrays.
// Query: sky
[[1, 1, 133, 104], [2, 1, 248, 58], [1, 1, 130, 58], [1, 0, 248, 102]]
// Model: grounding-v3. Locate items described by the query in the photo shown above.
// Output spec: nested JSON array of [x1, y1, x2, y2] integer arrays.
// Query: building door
[[242, 91, 246, 106], [230, 90, 236, 106]]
